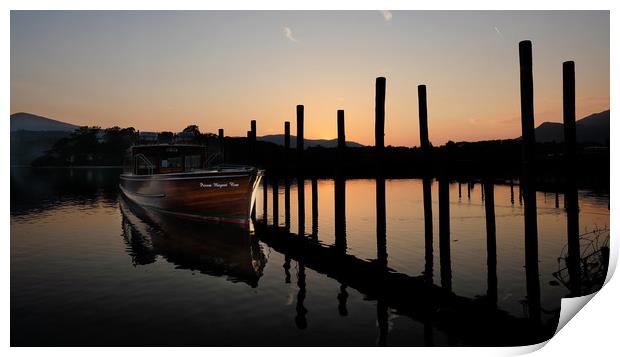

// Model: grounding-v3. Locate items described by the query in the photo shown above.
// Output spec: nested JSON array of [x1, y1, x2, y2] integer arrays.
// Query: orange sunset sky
[[11, 11, 609, 147]]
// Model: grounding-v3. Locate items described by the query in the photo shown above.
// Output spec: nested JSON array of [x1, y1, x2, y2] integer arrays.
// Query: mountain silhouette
[[532, 110, 609, 144], [258, 134, 364, 149], [11, 112, 79, 132]]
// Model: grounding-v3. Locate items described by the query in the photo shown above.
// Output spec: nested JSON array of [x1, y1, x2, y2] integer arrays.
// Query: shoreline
[[11, 165, 123, 169]]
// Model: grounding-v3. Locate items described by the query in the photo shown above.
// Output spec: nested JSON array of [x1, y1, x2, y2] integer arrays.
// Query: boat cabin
[[123, 144, 207, 175]]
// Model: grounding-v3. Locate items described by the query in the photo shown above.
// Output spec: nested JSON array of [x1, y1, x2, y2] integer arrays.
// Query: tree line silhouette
[[30, 123, 608, 190]]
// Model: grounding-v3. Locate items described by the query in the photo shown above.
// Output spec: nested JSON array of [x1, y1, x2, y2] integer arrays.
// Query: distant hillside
[[259, 134, 364, 149], [11, 112, 79, 132], [533, 110, 609, 144], [11, 130, 73, 166], [10, 113, 80, 165]]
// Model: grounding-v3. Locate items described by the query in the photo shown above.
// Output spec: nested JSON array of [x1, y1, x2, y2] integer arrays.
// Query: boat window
[[185, 155, 202, 171], [161, 156, 182, 169]]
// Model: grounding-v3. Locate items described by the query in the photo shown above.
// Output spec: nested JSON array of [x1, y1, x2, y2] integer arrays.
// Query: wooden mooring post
[[284, 121, 291, 231], [250, 120, 257, 142], [297, 105, 305, 237], [284, 121, 291, 167], [375, 77, 386, 169], [218, 128, 224, 158], [335, 110, 347, 252], [249, 120, 257, 164], [418, 85, 430, 150], [246, 130, 253, 164], [337, 110, 346, 154], [296, 105, 304, 164]]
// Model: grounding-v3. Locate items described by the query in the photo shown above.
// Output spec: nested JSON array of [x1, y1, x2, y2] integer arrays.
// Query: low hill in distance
[[533, 110, 609, 144], [10, 112, 81, 165], [258, 134, 364, 149], [11, 112, 79, 132]]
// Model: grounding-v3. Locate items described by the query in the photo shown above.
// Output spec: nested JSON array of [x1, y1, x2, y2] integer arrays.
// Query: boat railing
[[212, 163, 255, 172], [206, 152, 223, 167], [134, 153, 155, 175]]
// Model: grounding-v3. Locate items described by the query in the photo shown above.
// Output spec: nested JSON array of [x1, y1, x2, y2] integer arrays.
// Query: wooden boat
[[119, 144, 263, 225]]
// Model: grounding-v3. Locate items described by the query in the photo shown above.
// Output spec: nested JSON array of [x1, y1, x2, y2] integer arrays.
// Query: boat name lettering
[[199, 182, 240, 188]]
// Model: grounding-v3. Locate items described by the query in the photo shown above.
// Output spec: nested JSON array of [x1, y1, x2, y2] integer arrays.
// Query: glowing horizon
[[11, 11, 609, 147]]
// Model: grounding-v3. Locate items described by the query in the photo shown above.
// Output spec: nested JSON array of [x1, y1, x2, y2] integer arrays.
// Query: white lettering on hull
[[199, 182, 240, 188]]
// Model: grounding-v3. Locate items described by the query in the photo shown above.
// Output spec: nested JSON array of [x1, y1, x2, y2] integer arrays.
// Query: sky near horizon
[[11, 11, 609, 147]]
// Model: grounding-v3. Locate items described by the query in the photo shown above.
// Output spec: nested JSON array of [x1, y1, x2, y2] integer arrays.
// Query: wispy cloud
[[494, 26, 504, 39], [283, 26, 298, 42], [381, 10, 393, 22]]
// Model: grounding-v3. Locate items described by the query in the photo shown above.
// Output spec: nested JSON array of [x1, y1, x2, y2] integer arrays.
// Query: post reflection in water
[[422, 177, 434, 286], [376, 299, 388, 347], [272, 178, 279, 227], [376, 176, 387, 268], [285, 177, 291, 231], [422, 176, 435, 346], [438, 176, 452, 292], [262, 177, 268, 224], [311, 178, 319, 241], [295, 262, 308, 330], [484, 180, 498, 308], [283, 255, 292, 284], [337, 284, 349, 317], [298, 176, 305, 237], [375, 175, 388, 346], [334, 176, 347, 253]]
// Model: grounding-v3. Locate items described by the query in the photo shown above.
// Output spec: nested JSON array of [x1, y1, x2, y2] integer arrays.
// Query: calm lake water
[[10, 168, 610, 346]]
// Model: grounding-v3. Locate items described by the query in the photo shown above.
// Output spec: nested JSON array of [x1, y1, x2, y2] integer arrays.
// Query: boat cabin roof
[[131, 143, 204, 152]]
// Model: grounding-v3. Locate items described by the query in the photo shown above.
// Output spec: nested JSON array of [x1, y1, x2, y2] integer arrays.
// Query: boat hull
[[119, 169, 262, 225]]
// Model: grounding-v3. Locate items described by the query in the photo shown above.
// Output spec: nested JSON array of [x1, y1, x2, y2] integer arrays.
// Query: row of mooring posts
[[245, 40, 583, 336]]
